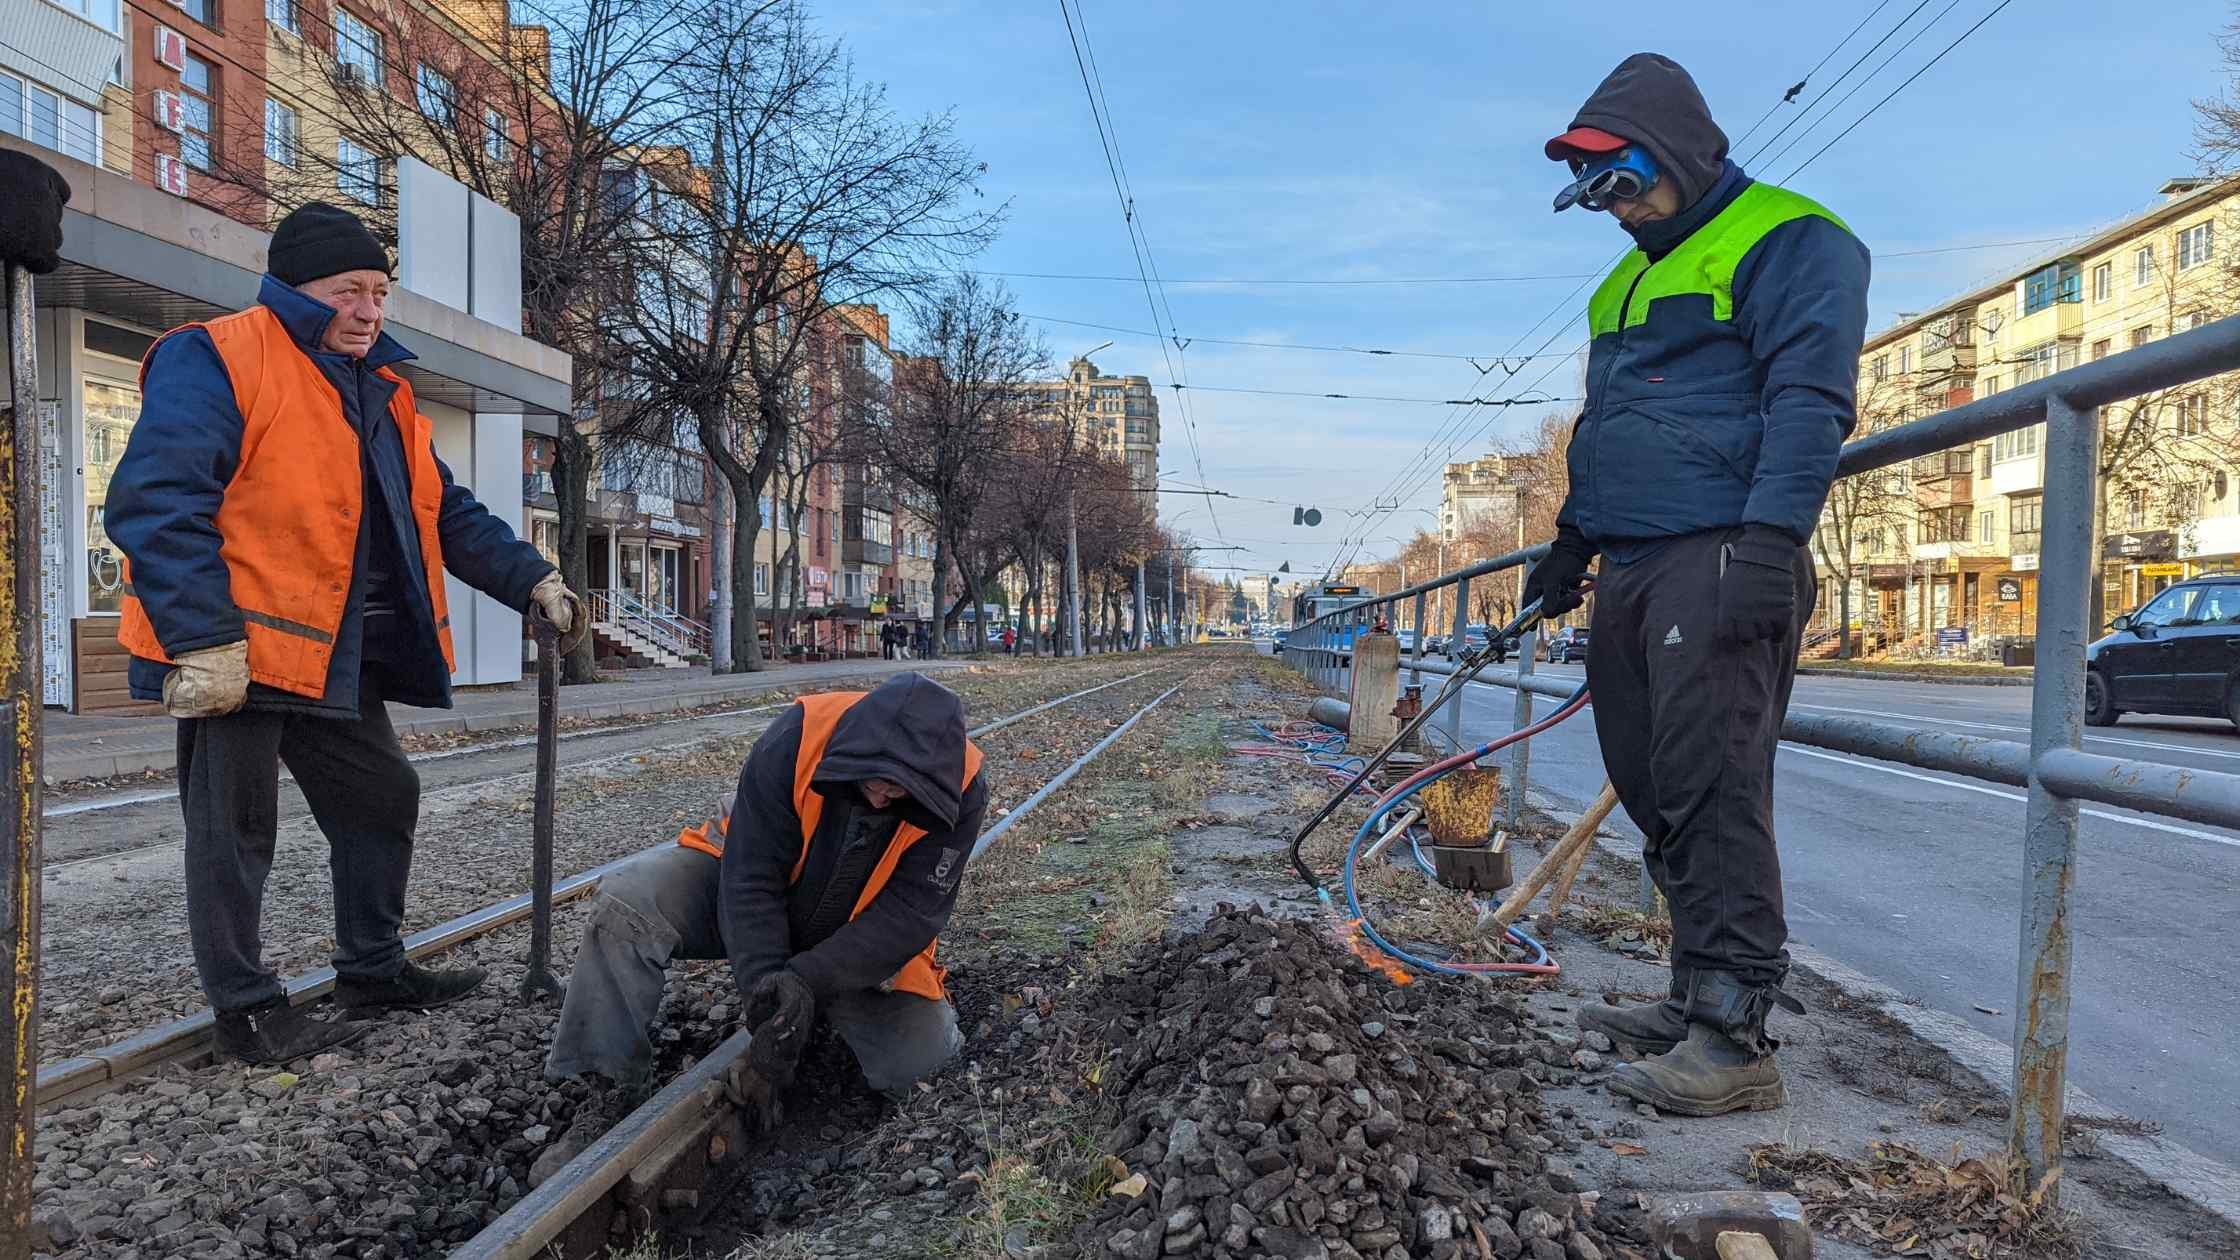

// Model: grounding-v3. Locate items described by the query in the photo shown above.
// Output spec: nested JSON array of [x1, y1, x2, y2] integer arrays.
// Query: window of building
[[2125, 487, 2147, 529], [1980, 510, 1995, 540], [2131, 324, 2153, 349], [2012, 341, 2075, 385], [337, 136, 385, 204], [415, 64, 455, 125], [754, 563, 769, 596], [1871, 355, 1889, 382], [267, 0, 297, 33], [177, 0, 213, 25], [2091, 338, 2111, 361], [1993, 423, 2042, 463], [2177, 394, 2210, 436], [46, 0, 123, 32], [264, 97, 298, 167], [2, 75, 101, 165], [337, 10, 385, 85], [2009, 495, 2043, 552], [2135, 244, 2156, 288], [2188, 311, 2213, 331], [483, 107, 509, 163], [179, 54, 214, 171], [2091, 261, 2111, 303], [1979, 374, 1999, 396], [2179, 221, 2215, 270], [2022, 261, 2080, 314], [1896, 345, 1912, 374]]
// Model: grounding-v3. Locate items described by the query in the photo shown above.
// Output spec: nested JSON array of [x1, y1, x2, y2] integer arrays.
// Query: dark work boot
[[215, 998, 368, 1066], [1606, 969, 1801, 1118], [334, 960, 489, 1013], [1578, 968, 1688, 1057]]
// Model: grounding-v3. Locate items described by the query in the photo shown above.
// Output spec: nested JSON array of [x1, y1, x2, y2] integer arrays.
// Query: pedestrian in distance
[[912, 625, 931, 660], [1001, 625, 1017, 655], [532, 673, 986, 1184], [106, 202, 583, 1065], [1522, 54, 1870, 1117]]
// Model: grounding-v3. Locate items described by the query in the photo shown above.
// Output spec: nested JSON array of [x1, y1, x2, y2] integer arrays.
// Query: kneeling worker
[[533, 673, 986, 1183]]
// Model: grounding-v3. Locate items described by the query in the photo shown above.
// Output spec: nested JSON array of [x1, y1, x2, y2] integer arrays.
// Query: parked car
[[1272, 629, 1290, 650], [1392, 629, 1418, 653], [2085, 573, 2240, 727], [1422, 633, 1449, 656], [1543, 626, 1591, 664], [1440, 624, 1493, 658]]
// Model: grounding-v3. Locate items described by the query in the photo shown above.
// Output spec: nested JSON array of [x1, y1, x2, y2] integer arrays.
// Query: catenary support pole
[[1134, 559, 1147, 651], [1065, 490, 1083, 657], [2, 258, 45, 1260], [2011, 394, 2096, 1198], [1409, 592, 1427, 686]]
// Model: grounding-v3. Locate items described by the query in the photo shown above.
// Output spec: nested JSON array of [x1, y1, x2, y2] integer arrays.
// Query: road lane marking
[[1777, 743, 2240, 849], [1788, 702, 2240, 762]]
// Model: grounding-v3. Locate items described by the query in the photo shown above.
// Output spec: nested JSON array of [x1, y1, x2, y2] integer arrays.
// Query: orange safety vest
[[115, 304, 455, 699], [677, 691, 983, 1002]]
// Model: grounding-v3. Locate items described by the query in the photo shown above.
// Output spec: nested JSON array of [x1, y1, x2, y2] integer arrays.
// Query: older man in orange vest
[[106, 202, 578, 1066], [531, 672, 986, 1185]]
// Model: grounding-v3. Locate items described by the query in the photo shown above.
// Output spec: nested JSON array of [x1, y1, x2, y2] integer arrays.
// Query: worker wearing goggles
[[1523, 53, 1871, 1118]]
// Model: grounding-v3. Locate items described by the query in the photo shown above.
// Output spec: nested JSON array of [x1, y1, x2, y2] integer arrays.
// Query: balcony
[[843, 537, 894, 567], [842, 478, 894, 511]]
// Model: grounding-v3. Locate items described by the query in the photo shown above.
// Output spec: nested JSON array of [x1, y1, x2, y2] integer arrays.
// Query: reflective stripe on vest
[[785, 691, 984, 1002], [114, 305, 457, 698], [1587, 182, 1850, 337]]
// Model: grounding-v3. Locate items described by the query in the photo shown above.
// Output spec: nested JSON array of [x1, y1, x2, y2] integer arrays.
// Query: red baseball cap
[[1543, 126, 1631, 161]]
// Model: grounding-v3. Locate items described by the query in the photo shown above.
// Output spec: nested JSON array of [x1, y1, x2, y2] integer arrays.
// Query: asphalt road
[[1418, 659, 2240, 1169]]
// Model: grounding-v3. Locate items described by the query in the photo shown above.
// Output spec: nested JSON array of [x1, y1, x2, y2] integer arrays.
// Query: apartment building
[[6, 0, 570, 710], [1440, 452, 1525, 546], [1823, 174, 2240, 648], [1027, 355, 1161, 491]]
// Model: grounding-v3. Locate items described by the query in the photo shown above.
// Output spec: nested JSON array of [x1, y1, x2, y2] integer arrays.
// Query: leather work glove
[[1717, 525, 1801, 646], [527, 572, 588, 655], [1521, 526, 1595, 619], [727, 970, 816, 1130], [163, 641, 250, 719]]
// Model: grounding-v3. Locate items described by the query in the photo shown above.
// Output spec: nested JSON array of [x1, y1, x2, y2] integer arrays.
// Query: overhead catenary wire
[[1753, 0, 1971, 175], [1776, 0, 2021, 183], [1055, 0, 1225, 542]]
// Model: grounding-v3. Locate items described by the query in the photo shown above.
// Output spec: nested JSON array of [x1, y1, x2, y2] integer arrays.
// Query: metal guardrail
[[589, 588, 711, 660], [1276, 310, 2240, 1199]]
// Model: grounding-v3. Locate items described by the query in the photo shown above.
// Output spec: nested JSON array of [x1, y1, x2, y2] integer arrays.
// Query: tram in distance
[[1289, 582, 1378, 652]]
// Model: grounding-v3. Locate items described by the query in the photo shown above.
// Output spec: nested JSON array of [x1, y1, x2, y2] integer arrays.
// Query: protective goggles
[[1553, 146, 1659, 213]]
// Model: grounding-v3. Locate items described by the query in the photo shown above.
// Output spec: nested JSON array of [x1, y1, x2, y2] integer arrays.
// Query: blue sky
[[818, 0, 2237, 581]]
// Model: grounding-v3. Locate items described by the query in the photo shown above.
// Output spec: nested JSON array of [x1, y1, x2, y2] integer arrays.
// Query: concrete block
[[1647, 1191, 1812, 1260], [1346, 631, 1400, 755]]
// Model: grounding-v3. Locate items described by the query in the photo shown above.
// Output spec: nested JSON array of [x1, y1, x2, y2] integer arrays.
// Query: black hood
[[1560, 53, 1730, 212], [809, 673, 970, 831]]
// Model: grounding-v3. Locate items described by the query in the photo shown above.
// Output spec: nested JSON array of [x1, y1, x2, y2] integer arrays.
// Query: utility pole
[[1065, 489, 1083, 657], [1166, 551, 1177, 647], [3, 249, 47, 1260]]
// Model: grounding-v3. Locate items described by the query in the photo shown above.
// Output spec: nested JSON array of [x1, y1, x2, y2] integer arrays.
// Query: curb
[[1796, 666, 2034, 686], [1569, 821, 2240, 1235], [42, 661, 969, 785]]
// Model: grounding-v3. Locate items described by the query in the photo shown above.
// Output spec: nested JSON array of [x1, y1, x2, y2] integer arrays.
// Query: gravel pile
[[1072, 907, 1622, 1260], [30, 912, 738, 1259]]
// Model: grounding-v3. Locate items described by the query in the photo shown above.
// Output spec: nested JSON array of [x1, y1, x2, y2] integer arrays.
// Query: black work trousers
[[177, 677, 420, 1012], [1585, 528, 1814, 987]]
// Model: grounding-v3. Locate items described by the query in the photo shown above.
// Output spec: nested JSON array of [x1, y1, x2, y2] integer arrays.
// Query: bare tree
[[886, 273, 1043, 656], [601, 1, 998, 671]]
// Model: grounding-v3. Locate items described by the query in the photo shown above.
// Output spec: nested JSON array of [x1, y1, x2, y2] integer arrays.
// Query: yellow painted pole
[[1, 257, 46, 1259]]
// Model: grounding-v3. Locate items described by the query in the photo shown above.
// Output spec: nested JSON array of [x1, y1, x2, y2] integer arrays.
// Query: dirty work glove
[[1717, 525, 1801, 647], [1521, 526, 1595, 619], [727, 971, 816, 1130], [528, 571, 577, 633], [0, 150, 71, 275], [163, 641, 250, 719]]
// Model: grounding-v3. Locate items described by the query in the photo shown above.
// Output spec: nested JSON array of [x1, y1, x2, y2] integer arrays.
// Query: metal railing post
[[2010, 394, 2096, 1196], [1447, 577, 1470, 746], [1506, 559, 1539, 829], [1409, 592, 1427, 685]]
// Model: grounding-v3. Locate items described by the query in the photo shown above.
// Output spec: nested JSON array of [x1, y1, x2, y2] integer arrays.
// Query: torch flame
[[1335, 916, 1414, 986]]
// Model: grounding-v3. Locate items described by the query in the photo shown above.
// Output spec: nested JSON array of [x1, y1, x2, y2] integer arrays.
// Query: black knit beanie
[[267, 201, 391, 286]]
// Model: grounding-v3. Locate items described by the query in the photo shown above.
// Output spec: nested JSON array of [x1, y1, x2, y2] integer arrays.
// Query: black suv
[[2085, 573, 2240, 727], [1543, 626, 1591, 663]]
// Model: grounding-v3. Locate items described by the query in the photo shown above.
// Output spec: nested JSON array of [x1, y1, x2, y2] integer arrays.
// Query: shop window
[[82, 379, 142, 614]]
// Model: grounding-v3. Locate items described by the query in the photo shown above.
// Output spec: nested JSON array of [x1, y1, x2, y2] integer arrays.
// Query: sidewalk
[[42, 656, 968, 785]]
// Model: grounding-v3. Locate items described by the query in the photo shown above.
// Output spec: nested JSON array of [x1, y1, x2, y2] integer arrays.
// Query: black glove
[[1717, 525, 1801, 646], [1522, 527, 1595, 619], [0, 151, 71, 275], [728, 969, 817, 1129]]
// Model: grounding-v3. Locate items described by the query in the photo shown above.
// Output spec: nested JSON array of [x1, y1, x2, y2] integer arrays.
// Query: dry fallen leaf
[[1608, 1142, 1647, 1156]]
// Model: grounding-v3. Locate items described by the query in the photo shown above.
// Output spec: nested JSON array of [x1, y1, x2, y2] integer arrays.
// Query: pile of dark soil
[[1071, 907, 1631, 1260]]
